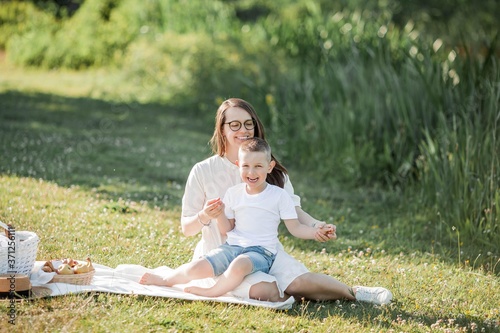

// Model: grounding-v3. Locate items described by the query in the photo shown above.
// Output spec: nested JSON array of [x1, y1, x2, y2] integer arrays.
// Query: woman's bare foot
[[139, 272, 170, 286]]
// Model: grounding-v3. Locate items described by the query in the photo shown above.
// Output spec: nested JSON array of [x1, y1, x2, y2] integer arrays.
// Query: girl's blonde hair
[[209, 98, 287, 188]]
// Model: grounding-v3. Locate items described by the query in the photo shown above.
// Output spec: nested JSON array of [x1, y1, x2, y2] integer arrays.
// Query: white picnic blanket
[[29, 261, 295, 310]]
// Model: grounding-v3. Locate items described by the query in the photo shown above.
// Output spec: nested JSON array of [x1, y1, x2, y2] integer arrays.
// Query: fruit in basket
[[41, 261, 56, 273], [74, 258, 94, 274], [62, 258, 78, 268], [41, 265, 52, 273], [57, 264, 74, 275]]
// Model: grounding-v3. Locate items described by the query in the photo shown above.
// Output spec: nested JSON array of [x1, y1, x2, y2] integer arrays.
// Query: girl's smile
[[237, 150, 275, 194]]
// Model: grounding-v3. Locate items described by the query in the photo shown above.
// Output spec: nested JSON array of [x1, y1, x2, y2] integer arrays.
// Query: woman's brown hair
[[209, 98, 288, 188]]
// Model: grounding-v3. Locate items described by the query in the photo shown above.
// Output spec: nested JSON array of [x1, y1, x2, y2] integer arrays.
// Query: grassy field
[[0, 60, 499, 332]]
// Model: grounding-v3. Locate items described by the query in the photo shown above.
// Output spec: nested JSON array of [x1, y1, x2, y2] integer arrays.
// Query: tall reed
[[417, 54, 499, 255], [267, 27, 499, 263]]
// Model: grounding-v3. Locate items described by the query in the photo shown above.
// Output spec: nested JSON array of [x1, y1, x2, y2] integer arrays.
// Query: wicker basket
[[50, 270, 95, 285], [0, 221, 40, 275]]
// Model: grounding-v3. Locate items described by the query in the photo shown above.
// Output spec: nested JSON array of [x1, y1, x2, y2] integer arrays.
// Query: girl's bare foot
[[139, 272, 170, 286]]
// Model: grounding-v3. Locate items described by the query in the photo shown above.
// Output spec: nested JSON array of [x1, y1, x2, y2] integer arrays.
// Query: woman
[[180, 98, 392, 304]]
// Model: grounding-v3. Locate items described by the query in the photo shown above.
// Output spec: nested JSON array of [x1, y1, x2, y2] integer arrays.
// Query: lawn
[[0, 61, 499, 332]]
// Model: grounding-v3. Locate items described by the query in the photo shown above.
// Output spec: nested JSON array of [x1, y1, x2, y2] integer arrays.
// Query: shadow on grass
[[284, 298, 489, 332], [0, 89, 213, 209], [121, 294, 492, 332]]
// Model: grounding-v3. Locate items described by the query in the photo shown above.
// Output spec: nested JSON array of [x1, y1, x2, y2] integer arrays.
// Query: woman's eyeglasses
[[224, 119, 255, 132]]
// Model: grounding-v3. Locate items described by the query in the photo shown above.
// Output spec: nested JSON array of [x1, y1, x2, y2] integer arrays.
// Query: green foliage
[[6, 0, 139, 68], [390, 0, 499, 47], [0, 1, 58, 50], [4, 0, 238, 69], [119, 32, 256, 105], [262, 1, 401, 65], [0, 3, 24, 49]]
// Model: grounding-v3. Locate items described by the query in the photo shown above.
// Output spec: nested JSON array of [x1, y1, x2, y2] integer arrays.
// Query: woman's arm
[[296, 207, 337, 241], [283, 176, 336, 241], [181, 214, 204, 237], [283, 175, 325, 228], [182, 197, 224, 236], [296, 206, 324, 228]]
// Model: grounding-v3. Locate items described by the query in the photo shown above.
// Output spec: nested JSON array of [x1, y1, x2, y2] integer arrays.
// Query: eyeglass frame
[[223, 119, 256, 131]]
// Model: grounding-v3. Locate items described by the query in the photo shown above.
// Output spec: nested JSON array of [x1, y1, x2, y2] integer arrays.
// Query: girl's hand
[[201, 198, 224, 220]]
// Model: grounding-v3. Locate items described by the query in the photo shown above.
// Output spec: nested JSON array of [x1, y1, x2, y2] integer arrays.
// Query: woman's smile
[[236, 135, 251, 142]]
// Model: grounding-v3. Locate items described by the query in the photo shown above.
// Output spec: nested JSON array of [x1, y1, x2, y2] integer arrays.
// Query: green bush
[[0, 2, 26, 49], [0, 2, 59, 66], [125, 34, 279, 108], [6, 0, 135, 68], [6, 0, 144, 68], [5, 0, 238, 69]]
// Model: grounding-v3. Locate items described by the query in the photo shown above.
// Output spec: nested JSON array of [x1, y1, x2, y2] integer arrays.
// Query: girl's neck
[[246, 182, 267, 195]]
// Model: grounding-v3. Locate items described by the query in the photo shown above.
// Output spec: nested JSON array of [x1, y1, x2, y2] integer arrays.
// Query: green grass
[[0, 62, 499, 332]]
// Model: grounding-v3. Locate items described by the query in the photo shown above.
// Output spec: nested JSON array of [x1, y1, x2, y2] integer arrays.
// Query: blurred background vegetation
[[0, 0, 498, 270]]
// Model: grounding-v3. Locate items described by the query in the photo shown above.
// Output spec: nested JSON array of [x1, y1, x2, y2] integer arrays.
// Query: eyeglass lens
[[226, 120, 255, 131]]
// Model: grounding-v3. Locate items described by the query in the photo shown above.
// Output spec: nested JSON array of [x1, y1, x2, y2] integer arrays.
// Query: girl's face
[[223, 107, 255, 150], [237, 150, 275, 194]]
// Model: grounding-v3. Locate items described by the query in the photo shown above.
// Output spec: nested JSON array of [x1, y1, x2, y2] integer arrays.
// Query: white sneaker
[[354, 286, 393, 305]]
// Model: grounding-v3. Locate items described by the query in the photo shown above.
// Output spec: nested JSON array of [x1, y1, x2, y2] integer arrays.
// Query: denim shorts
[[203, 243, 276, 277]]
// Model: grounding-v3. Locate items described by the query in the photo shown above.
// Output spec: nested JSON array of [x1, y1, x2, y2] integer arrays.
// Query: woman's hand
[[314, 224, 337, 242]]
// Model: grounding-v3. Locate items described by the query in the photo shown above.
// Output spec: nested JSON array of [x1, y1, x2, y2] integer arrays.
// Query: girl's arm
[[283, 218, 315, 239], [284, 218, 336, 241], [216, 213, 235, 236]]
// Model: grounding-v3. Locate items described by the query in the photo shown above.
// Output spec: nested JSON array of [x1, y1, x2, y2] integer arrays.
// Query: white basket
[[0, 221, 40, 275]]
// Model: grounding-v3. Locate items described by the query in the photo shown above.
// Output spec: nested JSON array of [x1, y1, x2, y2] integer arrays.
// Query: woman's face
[[223, 107, 254, 150]]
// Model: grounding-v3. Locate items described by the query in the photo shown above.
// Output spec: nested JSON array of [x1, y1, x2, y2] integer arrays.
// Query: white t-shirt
[[181, 155, 301, 258], [181, 154, 310, 297], [223, 183, 298, 254]]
